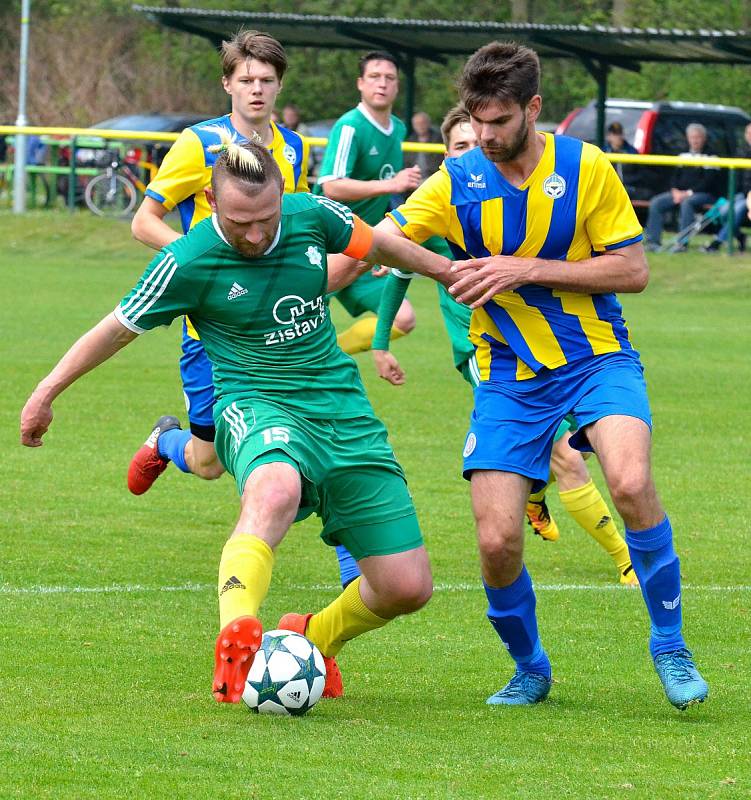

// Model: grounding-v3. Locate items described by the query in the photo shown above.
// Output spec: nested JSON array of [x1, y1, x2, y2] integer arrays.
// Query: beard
[[480, 116, 530, 163]]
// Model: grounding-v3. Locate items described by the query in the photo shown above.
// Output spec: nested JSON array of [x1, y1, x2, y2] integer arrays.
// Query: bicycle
[[83, 149, 148, 217]]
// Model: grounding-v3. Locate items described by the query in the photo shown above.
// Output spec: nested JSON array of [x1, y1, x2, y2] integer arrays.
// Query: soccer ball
[[242, 629, 326, 716]]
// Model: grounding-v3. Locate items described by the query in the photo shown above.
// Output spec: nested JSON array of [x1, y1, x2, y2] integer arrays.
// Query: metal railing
[[2, 125, 749, 250]]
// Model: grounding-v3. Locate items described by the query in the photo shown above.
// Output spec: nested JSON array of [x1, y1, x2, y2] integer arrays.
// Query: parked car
[[557, 99, 751, 199], [89, 112, 214, 166]]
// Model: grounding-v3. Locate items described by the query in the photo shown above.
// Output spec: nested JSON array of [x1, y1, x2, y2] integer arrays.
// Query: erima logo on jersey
[[369, 145, 379, 156], [228, 282, 248, 300], [662, 594, 681, 611], [467, 172, 486, 189], [283, 144, 297, 165], [306, 246, 323, 269], [542, 172, 566, 199]]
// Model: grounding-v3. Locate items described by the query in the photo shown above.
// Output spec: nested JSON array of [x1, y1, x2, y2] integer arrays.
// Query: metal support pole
[[68, 137, 77, 210], [13, 0, 31, 214], [582, 58, 610, 149], [726, 168, 736, 255], [595, 63, 608, 150]]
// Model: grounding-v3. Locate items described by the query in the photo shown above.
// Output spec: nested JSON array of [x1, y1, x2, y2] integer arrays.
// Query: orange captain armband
[[342, 215, 374, 260]]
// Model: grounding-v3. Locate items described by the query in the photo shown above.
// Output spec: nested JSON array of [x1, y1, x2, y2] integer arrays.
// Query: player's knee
[[477, 525, 520, 567], [382, 572, 432, 615], [394, 302, 416, 334], [607, 468, 653, 509]]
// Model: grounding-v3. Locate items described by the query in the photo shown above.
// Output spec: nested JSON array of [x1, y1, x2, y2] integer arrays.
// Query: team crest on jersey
[[306, 246, 323, 269], [283, 144, 297, 165], [542, 172, 566, 199], [379, 164, 395, 180], [463, 432, 477, 457]]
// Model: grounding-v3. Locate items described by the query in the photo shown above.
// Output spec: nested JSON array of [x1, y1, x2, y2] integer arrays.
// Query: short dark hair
[[220, 29, 288, 81], [440, 104, 470, 148], [459, 41, 540, 113], [358, 50, 399, 77], [607, 121, 624, 135], [211, 141, 283, 195]]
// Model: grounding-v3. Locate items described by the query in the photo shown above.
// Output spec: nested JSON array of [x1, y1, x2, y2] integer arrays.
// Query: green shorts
[[554, 414, 578, 442], [331, 270, 384, 317], [214, 398, 422, 560], [458, 354, 481, 388]]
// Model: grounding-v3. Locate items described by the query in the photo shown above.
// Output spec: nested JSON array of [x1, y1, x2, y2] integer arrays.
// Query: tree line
[[2, 0, 751, 129]]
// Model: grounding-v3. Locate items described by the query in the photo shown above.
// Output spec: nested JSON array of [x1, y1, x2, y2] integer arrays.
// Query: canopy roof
[[132, 7, 751, 70]]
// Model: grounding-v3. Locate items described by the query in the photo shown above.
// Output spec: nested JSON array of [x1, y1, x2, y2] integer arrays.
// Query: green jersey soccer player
[[20, 140, 453, 706]]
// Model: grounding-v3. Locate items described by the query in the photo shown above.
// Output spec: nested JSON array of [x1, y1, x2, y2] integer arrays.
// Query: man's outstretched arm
[[21, 314, 137, 447]]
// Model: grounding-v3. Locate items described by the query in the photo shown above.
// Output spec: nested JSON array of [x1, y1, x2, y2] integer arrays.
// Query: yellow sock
[[558, 480, 631, 572], [337, 318, 407, 354], [306, 577, 389, 657], [217, 534, 274, 629]]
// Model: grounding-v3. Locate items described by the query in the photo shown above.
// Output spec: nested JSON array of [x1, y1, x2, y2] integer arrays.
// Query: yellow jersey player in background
[[128, 30, 309, 492]]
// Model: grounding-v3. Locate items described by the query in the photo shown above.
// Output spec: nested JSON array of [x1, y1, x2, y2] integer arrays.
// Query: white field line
[[0, 582, 749, 596]]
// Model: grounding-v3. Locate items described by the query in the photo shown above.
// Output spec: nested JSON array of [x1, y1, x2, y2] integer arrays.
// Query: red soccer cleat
[[212, 615, 263, 703], [278, 612, 343, 698], [127, 415, 182, 495]]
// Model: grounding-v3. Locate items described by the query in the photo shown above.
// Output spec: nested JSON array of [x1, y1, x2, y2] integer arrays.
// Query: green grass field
[[1, 212, 749, 799]]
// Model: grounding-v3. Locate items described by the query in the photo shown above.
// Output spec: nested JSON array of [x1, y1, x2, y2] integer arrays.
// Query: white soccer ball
[[242, 629, 326, 716]]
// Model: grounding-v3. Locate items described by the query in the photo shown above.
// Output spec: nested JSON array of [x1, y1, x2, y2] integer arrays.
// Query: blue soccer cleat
[[486, 670, 552, 705], [653, 649, 709, 710]]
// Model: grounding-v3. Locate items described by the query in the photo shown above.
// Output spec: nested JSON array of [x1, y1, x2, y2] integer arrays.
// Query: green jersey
[[116, 193, 371, 420], [318, 103, 406, 225]]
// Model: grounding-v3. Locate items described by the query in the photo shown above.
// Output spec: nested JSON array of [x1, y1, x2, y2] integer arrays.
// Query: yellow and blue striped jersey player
[[129, 30, 309, 492], [381, 42, 708, 711]]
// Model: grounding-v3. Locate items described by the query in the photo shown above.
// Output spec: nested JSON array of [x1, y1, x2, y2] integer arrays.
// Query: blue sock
[[626, 516, 686, 658], [484, 566, 551, 678], [157, 428, 192, 474], [335, 545, 361, 588]]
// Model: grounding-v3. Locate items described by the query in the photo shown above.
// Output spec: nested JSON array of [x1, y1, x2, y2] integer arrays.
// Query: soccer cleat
[[619, 563, 640, 587], [278, 612, 343, 698], [127, 415, 182, 495], [212, 615, 263, 703], [653, 648, 709, 710], [526, 498, 560, 542], [486, 670, 552, 706]]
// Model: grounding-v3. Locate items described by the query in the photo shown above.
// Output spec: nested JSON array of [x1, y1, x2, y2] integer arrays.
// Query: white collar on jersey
[[357, 102, 394, 136], [211, 213, 282, 256]]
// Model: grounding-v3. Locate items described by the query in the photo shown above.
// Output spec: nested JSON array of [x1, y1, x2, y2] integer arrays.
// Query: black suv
[[557, 99, 751, 199]]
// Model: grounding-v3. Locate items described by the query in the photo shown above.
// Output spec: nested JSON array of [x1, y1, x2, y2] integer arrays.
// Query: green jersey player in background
[[20, 141, 454, 705], [318, 50, 422, 356]]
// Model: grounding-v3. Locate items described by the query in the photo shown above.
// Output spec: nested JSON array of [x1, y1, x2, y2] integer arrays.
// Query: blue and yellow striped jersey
[[388, 133, 643, 381], [145, 114, 309, 234]]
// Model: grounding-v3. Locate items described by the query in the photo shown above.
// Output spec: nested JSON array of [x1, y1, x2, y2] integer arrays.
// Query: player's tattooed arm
[[20, 315, 137, 447]]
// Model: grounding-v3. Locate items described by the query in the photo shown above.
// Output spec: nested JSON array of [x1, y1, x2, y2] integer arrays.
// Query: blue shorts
[[179, 321, 216, 440], [462, 351, 652, 491]]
